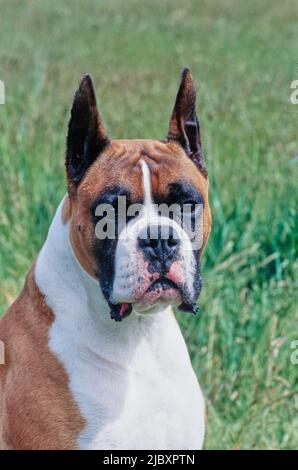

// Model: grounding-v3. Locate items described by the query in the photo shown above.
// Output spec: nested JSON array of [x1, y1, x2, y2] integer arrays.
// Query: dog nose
[[138, 225, 180, 261]]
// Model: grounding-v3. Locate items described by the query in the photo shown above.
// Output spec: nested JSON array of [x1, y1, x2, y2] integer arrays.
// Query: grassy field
[[0, 0, 297, 449]]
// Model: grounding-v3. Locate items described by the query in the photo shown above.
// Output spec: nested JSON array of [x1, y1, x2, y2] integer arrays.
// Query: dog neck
[[35, 196, 172, 365]]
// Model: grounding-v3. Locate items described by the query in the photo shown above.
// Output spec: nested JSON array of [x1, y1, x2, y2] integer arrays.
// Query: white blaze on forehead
[[140, 160, 156, 219]]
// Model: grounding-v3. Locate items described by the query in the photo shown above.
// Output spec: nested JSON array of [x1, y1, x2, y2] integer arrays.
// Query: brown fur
[[0, 265, 84, 449]]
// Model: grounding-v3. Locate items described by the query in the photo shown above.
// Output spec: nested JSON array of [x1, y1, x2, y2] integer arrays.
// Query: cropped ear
[[66, 74, 110, 186], [167, 68, 206, 177]]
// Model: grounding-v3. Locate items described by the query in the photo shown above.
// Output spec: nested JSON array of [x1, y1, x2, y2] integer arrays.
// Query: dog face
[[64, 70, 211, 321]]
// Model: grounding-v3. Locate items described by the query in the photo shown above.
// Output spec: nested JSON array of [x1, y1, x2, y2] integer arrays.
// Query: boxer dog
[[0, 68, 211, 449]]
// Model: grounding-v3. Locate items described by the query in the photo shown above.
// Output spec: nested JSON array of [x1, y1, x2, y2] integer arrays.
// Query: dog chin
[[133, 302, 174, 316], [108, 285, 182, 321], [135, 294, 181, 310], [134, 288, 181, 313]]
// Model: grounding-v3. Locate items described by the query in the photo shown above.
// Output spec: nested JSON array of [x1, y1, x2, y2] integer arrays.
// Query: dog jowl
[[65, 69, 211, 321]]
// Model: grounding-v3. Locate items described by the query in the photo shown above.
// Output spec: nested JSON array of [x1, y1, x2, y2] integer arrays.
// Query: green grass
[[0, 0, 297, 449]]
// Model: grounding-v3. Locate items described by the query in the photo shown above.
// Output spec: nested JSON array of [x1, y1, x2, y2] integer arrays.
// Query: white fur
[[140, 159, 155, 215], [35, 195, 205, 450]]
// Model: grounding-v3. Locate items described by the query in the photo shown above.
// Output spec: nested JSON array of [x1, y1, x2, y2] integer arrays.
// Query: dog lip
[[109, 302, 132, 321], [136, 275, 182, 307], [146, 277, 179, 293]]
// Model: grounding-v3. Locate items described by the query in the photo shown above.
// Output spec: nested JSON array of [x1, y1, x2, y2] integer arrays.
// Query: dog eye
[[107, 196, 120, 209]]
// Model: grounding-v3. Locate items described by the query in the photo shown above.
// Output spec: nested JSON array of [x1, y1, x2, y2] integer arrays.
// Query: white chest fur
[[35, 198, 205, 450]]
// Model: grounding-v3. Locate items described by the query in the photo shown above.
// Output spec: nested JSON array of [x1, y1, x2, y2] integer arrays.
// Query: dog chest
[[49, 316, 205, 450]]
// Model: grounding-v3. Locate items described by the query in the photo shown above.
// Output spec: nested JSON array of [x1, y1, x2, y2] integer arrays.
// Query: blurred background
[[0, 0, 297, 449]]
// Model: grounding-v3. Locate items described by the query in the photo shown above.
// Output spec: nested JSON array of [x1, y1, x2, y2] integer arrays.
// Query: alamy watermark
[[94, 197, 204, 250], [0, 80, 5, 104]]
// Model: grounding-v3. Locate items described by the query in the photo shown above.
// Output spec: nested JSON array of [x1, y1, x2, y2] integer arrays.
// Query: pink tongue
[[119, 303, 130, 318]]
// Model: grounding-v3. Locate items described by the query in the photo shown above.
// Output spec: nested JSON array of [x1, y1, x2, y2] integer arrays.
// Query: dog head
[[64, 69, 211, 320]]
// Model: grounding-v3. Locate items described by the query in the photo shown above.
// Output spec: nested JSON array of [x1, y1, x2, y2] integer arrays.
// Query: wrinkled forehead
[[77, 139, 208, 203]]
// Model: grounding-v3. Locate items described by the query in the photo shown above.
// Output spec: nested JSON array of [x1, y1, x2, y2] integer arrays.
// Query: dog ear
[[66, 74, 110, 185], [167, 68, 206, 177]]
